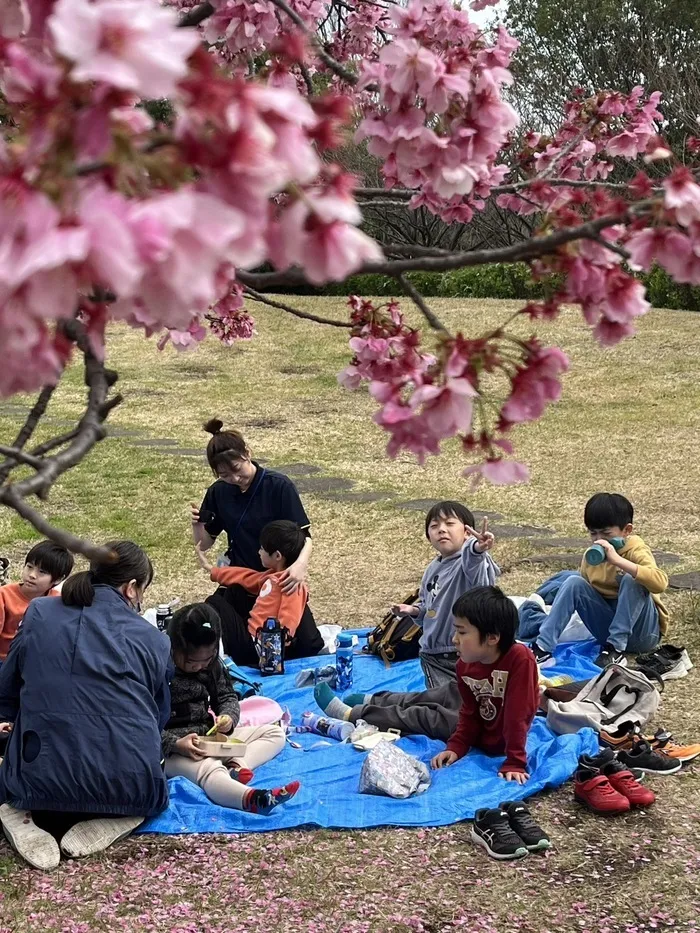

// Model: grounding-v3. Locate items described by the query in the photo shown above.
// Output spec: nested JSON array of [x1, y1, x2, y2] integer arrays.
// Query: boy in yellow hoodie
[[527, 493, 667, 669]]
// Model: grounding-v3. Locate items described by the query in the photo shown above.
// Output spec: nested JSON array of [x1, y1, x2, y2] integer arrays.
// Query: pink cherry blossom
[[464, 458, 529, 486], [626, 227, 692, 279], [49, 0, 200, 98], [501, 346, 569, 425], [663, 167, 700, 227]]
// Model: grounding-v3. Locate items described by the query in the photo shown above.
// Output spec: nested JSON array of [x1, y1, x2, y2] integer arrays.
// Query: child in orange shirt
[[0, 541, 73, 663], [196, 520, 308, 664]]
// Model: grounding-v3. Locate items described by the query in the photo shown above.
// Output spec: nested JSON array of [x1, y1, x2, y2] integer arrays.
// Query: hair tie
[[202, 622, 211, 629]]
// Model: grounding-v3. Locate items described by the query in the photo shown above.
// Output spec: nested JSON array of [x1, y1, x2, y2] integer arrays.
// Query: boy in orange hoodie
[[0, 541, 73, 663], [196, 520, 308, 661]]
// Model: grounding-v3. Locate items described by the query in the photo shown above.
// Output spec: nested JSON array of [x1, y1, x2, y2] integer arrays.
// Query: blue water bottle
[[336, 633, 354, 692], [584, 536, 625, 565]]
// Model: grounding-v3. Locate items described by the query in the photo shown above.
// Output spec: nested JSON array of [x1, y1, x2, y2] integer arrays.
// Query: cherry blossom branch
[[242, 286, 353, 327], [396, 274, 448, 334], [178, 2, 214, 27], [0, 385, 56, 484], [266, 0, 359, 84], [537, 117, 601, 180], [239, 208, 639, 288], [1, 489, 111, 563], [0, 321, 122, 560]]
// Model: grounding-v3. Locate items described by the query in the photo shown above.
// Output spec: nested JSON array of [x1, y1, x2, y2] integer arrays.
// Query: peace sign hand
[[467, 517, 495, 553]]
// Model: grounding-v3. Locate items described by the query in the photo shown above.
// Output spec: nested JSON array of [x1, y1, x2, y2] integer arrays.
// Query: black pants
[[206, 585, 324, 666]]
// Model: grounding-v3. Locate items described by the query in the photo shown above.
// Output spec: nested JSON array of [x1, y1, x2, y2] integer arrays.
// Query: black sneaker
[[635, 654, 687, 682], [578, 747, 616, 771], [594, 644, 627, 668], [637, 644, 692, 672], [531, 643, 555, 669], [499, 801, 551, 852], [470, 808, 529, 860], [618, 739, 682, 775]]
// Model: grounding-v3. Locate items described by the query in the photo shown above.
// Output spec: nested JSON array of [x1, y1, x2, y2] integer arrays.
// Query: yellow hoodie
[[580, 534, 669, 634]]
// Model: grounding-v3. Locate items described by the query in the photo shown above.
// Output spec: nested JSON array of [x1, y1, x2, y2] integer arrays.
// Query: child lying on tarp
[[316, 586, 539, 783]]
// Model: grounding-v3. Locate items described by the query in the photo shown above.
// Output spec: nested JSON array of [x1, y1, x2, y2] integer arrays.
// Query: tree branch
[[396, 274, 449, 334], [0, 385, 55, 484], [2, 489, 112, 563], [178, 2, 214, 27], [266, 0, 359, 85], [242, 287, 353, 327], [0, 320, 122, 558], [237, 207, 639, 288]]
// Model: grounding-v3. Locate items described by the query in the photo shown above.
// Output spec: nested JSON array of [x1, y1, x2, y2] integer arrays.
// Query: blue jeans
[[519, 572, 660, 654]]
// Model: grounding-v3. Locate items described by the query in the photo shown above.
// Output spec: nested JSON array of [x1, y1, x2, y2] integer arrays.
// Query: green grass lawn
[[0, 297, 699, 932]]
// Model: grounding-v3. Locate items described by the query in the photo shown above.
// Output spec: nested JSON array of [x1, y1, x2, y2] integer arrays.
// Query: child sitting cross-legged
[[0, 541, 73, 665], [431, 586, 539, 783], [196, 520, 308, 667], [163, 603, 300, 815], [317, 587, 539, 778]]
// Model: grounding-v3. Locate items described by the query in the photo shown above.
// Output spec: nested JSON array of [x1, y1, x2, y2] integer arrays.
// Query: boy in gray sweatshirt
[[392, 500, 499, 687]]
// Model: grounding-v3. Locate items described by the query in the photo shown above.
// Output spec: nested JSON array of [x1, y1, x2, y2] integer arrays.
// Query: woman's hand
[[195, 542, 214, 573], [431, 750, 458, 769], [215, 715, 233, 735], [499, 770, 530, 784], [189, 502, 201, 524], [175, 733, 207, 760], [0, 722, 12, 735], [279, 561, 307, 595]]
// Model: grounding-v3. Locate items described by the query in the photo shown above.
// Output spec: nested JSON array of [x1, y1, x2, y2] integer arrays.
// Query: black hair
[[168, 603, 221, 658], [452, 585, 517, 653], [584, 492, 634, 531], [259, 520, 305, 567], [25, 540, 74, 583], [203, 418, 249, 474], [62, 541, 153, 608], [424, 500, 475, 539]]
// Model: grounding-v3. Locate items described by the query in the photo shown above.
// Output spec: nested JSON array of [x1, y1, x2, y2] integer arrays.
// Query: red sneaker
[[573, 768, 631, 815], [602, 761, 655, 808]]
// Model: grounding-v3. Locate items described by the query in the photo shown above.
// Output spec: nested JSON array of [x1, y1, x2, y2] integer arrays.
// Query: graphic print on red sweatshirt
[[462, 669, 509, 722]]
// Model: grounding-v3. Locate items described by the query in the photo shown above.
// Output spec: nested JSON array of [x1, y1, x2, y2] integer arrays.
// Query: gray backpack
[[546, 664, 660, 735]]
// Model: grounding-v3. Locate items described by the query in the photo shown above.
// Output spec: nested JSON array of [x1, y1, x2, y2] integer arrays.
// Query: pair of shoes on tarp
[[0, 803, 143, 871]]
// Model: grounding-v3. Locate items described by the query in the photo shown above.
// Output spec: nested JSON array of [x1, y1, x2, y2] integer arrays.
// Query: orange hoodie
[[211, 566, 308, 640], [0, 583, 58, 661]]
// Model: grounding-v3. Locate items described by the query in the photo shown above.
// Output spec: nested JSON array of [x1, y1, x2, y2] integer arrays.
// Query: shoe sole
[[536, 657, 556, 670], [620, 761, 682, 775], [573, 794, 629, 816], [660, 667, 688, 681], [0, 804, 61, 871], [470, 827, 529, 860], [60, 816, 144, 858], [526, 839, 552, 852]]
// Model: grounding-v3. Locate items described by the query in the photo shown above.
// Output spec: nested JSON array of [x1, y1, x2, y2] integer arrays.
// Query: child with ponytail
[[164, 603, 299, 815]]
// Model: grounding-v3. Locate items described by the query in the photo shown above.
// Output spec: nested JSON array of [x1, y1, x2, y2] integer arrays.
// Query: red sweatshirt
[[211, 566, 308, 639], [0, 583, 59, 660], [446, 643, 539, 774]]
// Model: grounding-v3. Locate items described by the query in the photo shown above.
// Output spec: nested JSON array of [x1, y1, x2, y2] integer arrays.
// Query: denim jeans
[[519, 572, 660, 654]]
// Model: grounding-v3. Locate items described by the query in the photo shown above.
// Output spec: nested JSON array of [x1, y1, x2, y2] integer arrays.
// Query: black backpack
[[363, 590, 421, 666]]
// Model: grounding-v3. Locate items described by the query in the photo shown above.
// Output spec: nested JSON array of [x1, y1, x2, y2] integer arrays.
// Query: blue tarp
[[140, 633, 600, 835]]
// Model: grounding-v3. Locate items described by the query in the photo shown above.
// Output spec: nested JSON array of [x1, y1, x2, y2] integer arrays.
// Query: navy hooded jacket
[[0, 585, 172, 817]]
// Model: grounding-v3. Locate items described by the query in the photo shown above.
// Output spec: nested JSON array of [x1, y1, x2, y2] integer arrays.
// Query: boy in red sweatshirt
[[431, 586, 539, 783], [0, 541, 73, 663], [196, 520, 308, 659]]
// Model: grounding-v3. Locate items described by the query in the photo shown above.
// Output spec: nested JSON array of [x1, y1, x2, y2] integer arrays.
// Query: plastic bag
[[358, 741, 431, 799]]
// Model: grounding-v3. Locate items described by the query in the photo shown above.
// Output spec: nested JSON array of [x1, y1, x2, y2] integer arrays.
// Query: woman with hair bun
[[190, 419, 323, 664]]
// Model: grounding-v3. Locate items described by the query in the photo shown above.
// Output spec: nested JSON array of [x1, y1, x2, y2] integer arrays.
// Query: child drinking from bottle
[[163, 603, 299, 814]]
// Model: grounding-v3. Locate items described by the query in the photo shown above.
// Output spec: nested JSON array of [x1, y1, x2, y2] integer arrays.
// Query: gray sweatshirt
[[416, 539, 500, 655]]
